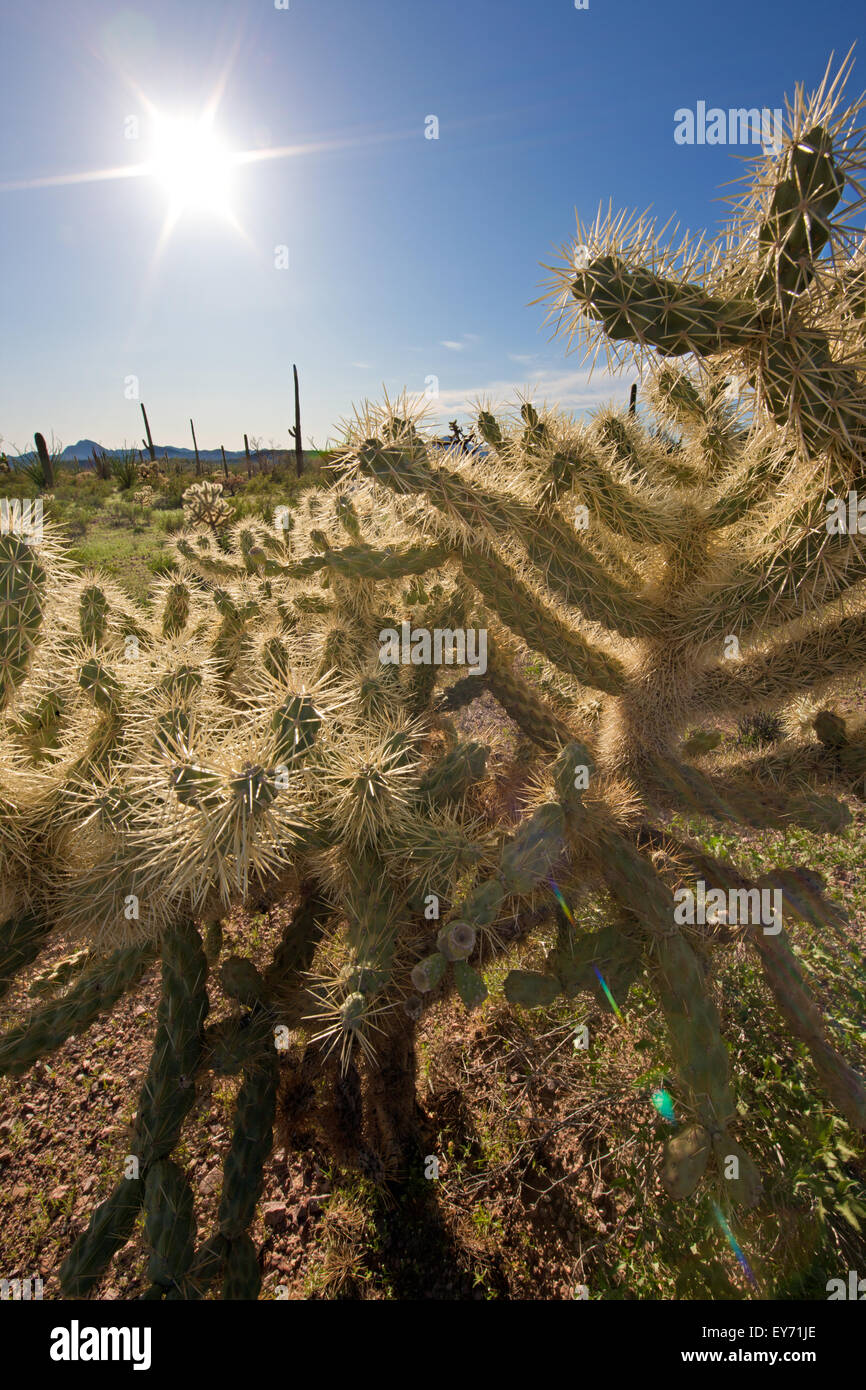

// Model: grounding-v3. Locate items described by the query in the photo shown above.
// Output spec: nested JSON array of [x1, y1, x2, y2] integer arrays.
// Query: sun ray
[[0, 163, 150, 194]]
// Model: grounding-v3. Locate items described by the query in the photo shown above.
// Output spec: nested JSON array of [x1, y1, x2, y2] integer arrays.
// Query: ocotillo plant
[[91, 447, 112, 481]]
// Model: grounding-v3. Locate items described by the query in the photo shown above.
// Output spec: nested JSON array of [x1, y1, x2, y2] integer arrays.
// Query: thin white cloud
[[440, 333, 480, 352], [430, 366, 629, 417], [508, 353, 538, 364], [352, 361, 372, 369]]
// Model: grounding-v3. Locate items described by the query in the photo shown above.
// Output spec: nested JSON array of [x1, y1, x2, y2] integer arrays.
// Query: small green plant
[[737, 711, 785, 749], [111, 449, 141, 491]]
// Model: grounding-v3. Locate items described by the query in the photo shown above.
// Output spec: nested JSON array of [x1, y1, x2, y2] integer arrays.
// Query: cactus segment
[[500, 804, 566, 894], [133, 922, 209, 1170], [410, 951, 449, 993], [221, 1233, 261, 1300], [0, 913, 52, 1002], [570, 256, 757, 356], [0, 944, 153, 1077], [0, 534, 47, 709], [436, 920, 476, 961], [419, 741, 488, 802], [661, 1124, 711, 1200], [145, 1158, 197, 1290], [218, 1046, 278, 1240], [711, 1133, 763, 1208], [59, 1178, 145, 1298], [504, 970, 561, 1009], [453, 958, 488, 1010]]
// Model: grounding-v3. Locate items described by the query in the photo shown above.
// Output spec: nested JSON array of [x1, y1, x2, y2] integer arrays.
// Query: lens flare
[[548, 876, 574, 923], [592, 964, 624, 1021], [712, 1201, 758, 1291], [651, 1088, 676, 1124], [549, 878, 623, 1021]]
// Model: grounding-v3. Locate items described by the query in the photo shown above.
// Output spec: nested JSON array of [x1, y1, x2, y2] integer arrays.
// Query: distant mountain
[[59, 439, 104, 462], [10, 440, 255, 465], [59, 441, 252, 464]]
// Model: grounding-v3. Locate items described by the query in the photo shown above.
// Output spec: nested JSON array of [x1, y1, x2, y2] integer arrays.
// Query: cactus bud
[[340, 992, 367, 1030], [436, 920, 476, 961]]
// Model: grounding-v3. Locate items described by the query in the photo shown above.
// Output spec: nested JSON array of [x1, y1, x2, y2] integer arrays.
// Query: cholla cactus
[[182, 480, 234, 531], [546, 53, 866, 477], [137, 462, 166, 485], [1, 60, 864, 1302], [0, 490, 564, 1295]]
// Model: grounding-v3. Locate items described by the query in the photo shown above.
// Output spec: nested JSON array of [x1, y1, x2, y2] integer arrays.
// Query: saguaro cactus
[[33, 432, 55, 488], [190, 418, 201, 477], [289, 363, 304, 478], [141, 404, 156, 463]]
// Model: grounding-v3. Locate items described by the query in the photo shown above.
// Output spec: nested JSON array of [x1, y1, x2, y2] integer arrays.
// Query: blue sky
[[1, 0, 863, 454]]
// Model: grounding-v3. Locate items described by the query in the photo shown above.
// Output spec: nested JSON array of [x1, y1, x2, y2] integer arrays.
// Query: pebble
[[263, 1202, 288, 1231], [200, 1168, 221, 1196]]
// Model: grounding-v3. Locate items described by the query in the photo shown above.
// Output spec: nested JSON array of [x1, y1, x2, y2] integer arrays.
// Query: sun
[[148, 112, 234, 217]]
